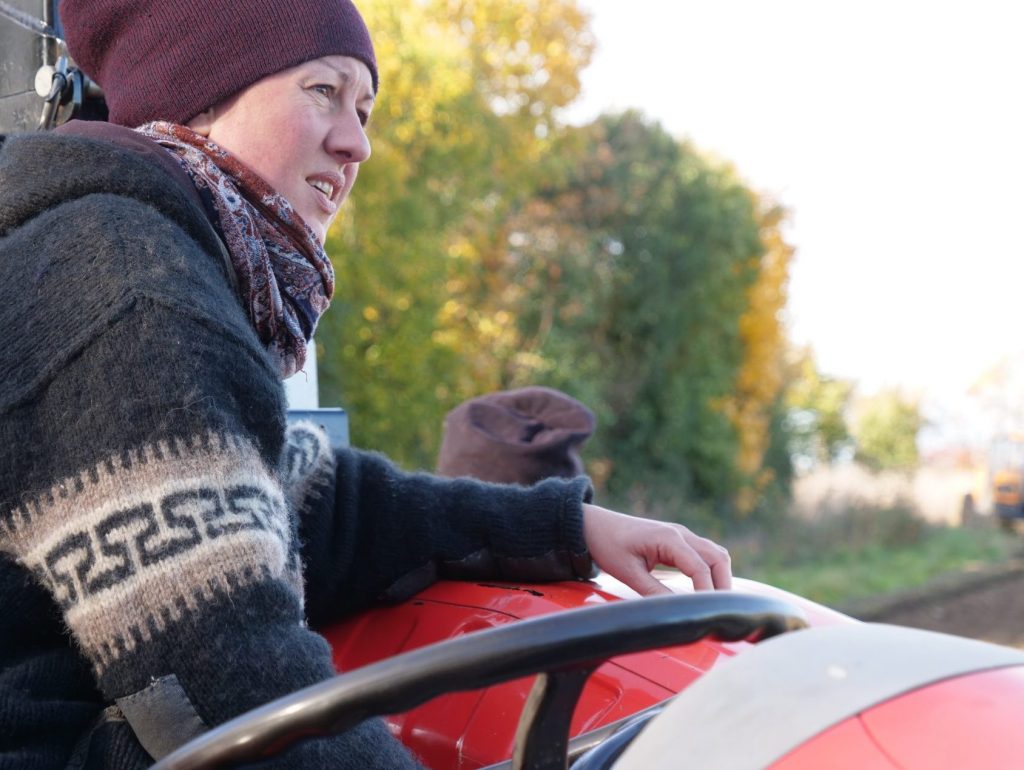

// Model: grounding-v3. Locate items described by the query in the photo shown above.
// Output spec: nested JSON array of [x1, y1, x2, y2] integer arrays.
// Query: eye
[[310, 83, 335, 98], [357, 110, 371, 128]]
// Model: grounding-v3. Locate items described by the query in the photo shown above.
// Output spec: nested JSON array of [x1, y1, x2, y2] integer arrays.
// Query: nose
[[326, 109, 371, 164]]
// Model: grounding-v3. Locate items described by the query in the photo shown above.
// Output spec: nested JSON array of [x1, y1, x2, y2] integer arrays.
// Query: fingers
[[617, 565, 673, 597], [710, 552, 733, 590], [581, 503, 733, 595], [686, 531, 732, 591], [656, 526, 732, 591]]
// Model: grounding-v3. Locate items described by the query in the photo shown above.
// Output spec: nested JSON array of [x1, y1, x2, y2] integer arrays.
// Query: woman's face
[[190, 55, 374, 243]]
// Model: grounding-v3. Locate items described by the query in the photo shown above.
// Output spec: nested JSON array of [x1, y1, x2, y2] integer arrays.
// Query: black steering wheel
[[151, 592, 807, 769]]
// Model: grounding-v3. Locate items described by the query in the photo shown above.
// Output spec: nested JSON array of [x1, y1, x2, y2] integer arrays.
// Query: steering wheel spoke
[[513, 667, 595, 770]]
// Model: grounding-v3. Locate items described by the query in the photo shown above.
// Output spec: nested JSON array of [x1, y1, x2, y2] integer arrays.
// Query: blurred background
[[315, 0, 1024, 627]]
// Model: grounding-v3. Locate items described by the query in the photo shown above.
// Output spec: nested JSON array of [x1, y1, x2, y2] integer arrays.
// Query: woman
[[0, 0, 730, 766]]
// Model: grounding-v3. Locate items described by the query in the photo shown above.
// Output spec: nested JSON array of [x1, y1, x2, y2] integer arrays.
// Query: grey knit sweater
[[0, 127, 593, 768]]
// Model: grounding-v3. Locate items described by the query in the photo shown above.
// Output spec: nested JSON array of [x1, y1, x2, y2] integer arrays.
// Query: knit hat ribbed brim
[[61, 0, 377, 127]]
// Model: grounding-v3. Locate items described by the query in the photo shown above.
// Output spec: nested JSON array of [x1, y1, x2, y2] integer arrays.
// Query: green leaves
[[786, 348, 855, 467], [500, 112, 786, 510], [853, 391, 924, 472], [317, 2, 794, 519], [318, 0, 595, 468]]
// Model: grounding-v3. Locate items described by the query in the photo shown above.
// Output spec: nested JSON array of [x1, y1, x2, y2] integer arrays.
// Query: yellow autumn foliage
[[319, 0, 593, 467], [721, 201, 794, 511]]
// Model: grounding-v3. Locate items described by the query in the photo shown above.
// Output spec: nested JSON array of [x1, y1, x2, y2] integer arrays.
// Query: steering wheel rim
[[151, 591, 807, 769]]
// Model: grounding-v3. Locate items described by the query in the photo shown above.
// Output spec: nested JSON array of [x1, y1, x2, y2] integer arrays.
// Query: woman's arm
[[293, 425, 731, 627], [0, 132, 422, 766], [290, 421, 594, 626]]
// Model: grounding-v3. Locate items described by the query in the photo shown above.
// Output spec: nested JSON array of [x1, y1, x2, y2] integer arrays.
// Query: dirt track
[[849, 561, 1024, 648]]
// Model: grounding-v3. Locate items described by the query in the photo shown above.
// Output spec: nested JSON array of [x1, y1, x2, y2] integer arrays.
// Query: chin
[[298, 211, 326, 243]]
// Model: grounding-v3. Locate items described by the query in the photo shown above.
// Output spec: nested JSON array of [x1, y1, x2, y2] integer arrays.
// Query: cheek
[[342, 164, 361, 200], [211, 121, 278, 181], [217, 108, 308, 180], [207, 100, 328, 211], [260, 115, 321, 187]]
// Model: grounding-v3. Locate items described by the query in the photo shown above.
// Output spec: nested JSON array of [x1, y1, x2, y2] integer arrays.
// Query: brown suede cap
[[436, 387, 596, 485]]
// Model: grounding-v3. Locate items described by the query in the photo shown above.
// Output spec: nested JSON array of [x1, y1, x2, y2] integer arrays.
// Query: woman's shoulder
[[0, 123, 216, 253], [0, 126, 269, 421], [55, 120, 205, 210], [0, 124, 234, 295], [1, 121, 245, 319]]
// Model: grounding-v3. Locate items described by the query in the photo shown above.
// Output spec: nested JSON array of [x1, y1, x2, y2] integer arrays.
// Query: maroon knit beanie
[[437, 387, 596, 486], [60, 0, 378, 127]]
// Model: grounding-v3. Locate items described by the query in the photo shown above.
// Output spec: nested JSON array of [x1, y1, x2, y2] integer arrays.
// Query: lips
[[309, 178, 335, 198], [306, 172, 344, 212]]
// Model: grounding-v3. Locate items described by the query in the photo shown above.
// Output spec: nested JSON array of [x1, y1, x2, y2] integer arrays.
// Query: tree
[[497, 112, 769, 509], [316, 0, 594, 468], [853, 391, 923, 472], [314, 4, 797, 516], [719, 201, 794, 512], [784, 348, 854, 469]]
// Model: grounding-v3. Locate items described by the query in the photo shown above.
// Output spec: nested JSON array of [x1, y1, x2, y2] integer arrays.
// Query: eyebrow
[[311, 60, 376, 104]]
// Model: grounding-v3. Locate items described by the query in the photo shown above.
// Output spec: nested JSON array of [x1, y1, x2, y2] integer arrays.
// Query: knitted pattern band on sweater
[[1, 430, 302, 673]]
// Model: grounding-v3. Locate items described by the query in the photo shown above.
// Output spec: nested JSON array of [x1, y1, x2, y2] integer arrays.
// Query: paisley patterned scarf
[[135, 121, 334, 378]]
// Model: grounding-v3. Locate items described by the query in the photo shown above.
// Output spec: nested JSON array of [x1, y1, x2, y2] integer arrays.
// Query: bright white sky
[[566, 0, 1024, 443]]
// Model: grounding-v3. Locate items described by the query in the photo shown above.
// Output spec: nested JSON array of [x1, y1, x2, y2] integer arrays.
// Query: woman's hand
[[582, 503, 732, 595]]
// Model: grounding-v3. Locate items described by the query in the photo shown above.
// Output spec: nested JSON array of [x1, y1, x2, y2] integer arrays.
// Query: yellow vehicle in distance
[[991, 433, 1024, 530]]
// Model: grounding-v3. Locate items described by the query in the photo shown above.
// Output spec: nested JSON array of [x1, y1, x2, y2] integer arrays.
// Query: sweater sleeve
[[282, 423, 595, 627], [0, 179, 422, 766]]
